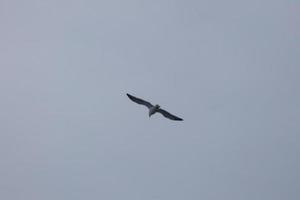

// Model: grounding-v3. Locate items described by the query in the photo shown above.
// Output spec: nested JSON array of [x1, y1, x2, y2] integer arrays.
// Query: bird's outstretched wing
[[157, 108, 183, 121], [127, 93, 153, 109]]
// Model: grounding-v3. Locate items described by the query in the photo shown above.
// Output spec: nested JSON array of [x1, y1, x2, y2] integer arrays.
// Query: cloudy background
[[0, 0, 299, 199]]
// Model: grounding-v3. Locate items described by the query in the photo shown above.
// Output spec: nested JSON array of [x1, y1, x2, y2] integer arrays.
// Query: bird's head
[[155, 104, 160, 109]]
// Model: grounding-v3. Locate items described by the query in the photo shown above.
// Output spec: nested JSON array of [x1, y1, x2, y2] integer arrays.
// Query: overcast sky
[[0, 0, 299, 200]]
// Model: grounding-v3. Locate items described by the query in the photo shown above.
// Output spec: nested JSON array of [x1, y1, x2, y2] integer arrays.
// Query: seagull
[[126, 93, 183, 121]]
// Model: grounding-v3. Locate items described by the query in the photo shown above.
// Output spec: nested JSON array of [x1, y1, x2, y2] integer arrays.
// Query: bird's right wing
[[157, 108, 183, 121], [126, 93, 153, 109]]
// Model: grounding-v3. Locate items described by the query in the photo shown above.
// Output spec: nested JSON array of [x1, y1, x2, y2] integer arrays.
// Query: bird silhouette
[[127, 93, 183, 121]]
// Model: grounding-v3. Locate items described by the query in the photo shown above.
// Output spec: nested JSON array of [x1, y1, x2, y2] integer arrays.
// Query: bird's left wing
[[126, 93, 153, 109], [157, 108, 183, 121]]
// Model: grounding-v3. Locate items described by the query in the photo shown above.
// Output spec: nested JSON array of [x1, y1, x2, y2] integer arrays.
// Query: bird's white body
[[149, 105, 160, 117]]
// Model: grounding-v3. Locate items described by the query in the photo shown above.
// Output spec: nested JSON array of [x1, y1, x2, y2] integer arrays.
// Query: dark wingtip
[[126, 93, 134, 100], [175, 116, 184, 121]]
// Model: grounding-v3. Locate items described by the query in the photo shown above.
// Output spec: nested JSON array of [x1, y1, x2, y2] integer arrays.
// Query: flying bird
[[126, 93, 183, 121]]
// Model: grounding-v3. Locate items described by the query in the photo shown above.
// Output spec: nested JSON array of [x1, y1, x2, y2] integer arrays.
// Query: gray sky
[[0, 0, 299, 199]]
